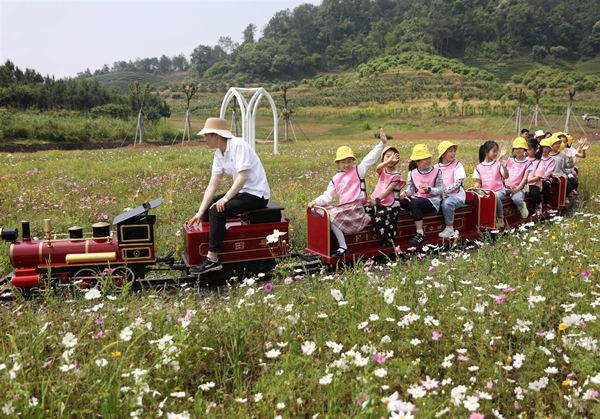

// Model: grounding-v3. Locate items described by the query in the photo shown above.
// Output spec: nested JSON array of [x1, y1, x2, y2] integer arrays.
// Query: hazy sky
[[1, 0, 321, 79]]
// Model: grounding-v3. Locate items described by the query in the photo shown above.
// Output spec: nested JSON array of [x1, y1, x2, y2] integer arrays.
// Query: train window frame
[[119, 224, 151, 243]]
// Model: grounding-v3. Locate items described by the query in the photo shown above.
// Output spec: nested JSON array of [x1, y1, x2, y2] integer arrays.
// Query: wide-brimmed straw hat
[[410, 144, 432, 161], [512, 137, 528, 150], [381, 145, 400, 162], [335, 146, 355, 162], [438, 141, 458, 158], [197, 118, 234, 138]]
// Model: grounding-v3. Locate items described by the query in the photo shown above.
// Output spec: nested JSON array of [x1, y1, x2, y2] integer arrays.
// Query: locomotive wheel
[[111, 266, 136, 289], [72, 267, 101, 287]]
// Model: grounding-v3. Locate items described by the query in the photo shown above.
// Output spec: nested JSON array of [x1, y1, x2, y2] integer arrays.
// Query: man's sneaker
[[408, 233, 426, 247], [520, 206, 529, 219], [190, 257, 222, 275], [438, 226, 455, 238]]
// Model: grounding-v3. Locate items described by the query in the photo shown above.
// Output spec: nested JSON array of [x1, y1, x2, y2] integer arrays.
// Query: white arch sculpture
[[219, 87, 279, 154]]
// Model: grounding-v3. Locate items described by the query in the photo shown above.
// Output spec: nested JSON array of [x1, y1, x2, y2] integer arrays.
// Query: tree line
[[0, 60, 170, 121], [79, 53, 190, 78], [187, 0, 600, 83]]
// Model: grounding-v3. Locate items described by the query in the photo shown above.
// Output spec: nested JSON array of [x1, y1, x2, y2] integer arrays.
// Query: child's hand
[[578, 137, 587, 146], [501, 158, 508, 169], [583, 144, 591, 151], [418, 183, 429, 193], [389, 153, 400, 165], [399, 191, 407, 200], [308, 201, 316, 209], [368, 198, 377, 206], [380, 128, 387, 143], [564, 149, 572, 159], [499, 146, 508, 159]]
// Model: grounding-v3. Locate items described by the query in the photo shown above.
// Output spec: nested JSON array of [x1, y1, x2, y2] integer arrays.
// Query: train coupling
[[156, 251, 175, 265]]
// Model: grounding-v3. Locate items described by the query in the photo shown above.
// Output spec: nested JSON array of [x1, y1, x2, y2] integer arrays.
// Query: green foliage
[[531, 45, 549, 62]]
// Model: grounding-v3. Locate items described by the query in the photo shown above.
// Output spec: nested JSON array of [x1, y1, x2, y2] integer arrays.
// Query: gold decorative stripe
[[9, 243, 14, 267], [39, 242, 43, 264], [66, 252, 117, 263]]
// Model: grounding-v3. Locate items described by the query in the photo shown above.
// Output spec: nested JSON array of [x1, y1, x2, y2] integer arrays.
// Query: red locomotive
[[0, 173, 576, 292]]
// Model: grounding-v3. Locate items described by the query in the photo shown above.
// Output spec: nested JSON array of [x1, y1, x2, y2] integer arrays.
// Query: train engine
[[1, 198, 163, 289]]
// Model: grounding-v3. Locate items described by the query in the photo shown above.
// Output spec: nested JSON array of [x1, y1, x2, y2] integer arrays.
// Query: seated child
[[547, 134, 575, 204], [525, 138, 546, 216], [538, 138, 556, 210], [308, 133, 387, 257], [364, 138, 406, 248], [399, 144, 444, 247], [434, 141, 466, 238], [472, 140, 509, 229], [505, 137, 532, 219]]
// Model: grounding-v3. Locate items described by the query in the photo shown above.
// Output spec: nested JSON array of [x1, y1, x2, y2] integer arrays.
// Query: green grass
[[574, 58, 600, 76], [1, 139, 600, 417]]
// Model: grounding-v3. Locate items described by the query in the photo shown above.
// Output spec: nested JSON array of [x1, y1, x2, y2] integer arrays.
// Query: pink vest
[[436, 159, 461, 195], [527, 158, 542, 189], [505, 158, 530, 190], [371, 171, 406, 206], [411, 168, 440, 198], [540, 157, 555, 181], [332, 167, 365, 205], [476, 161, 504, 191]]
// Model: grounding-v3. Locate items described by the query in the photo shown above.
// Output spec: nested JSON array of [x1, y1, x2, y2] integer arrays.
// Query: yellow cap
[[381, 146, 400, 162], [549, 134, 562, 145], [559, 141, 565, 152], [410, 144, 432, 161], [566, 133, 573, 147], [512, 137, 528, 150], [540, 138, 552, 148], [335, 146, 355, 162], [438, 141, 458, 158]]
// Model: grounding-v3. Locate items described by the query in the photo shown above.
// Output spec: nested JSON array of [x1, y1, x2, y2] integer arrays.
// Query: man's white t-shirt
[[212, 137, 271, 199]]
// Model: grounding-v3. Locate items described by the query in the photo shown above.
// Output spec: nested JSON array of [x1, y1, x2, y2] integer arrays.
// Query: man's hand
[[210, 198, 228, 212], [186, 212, 203, 227]]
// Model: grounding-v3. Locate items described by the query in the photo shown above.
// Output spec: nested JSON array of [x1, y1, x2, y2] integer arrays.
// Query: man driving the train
[[186, 117, 270, 275]]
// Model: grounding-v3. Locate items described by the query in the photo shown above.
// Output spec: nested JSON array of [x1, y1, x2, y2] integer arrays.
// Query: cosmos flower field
[[0, 138, 599, 418]]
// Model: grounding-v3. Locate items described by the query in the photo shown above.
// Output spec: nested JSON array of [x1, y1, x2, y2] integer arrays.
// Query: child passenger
[[364, 140, 406, 248], [399, 144, 444, 247], [547, 134, 575, 204], [308, 131, 387, 257], [525, 138, 546, 216], [472, 141, 509, 229], [539, 138, 556, 210], [505, 137, 532, 219], [434, 141, 466, 238]]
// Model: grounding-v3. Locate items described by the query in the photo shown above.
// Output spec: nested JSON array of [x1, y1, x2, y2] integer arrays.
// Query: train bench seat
[[245, 202, 284, 224]]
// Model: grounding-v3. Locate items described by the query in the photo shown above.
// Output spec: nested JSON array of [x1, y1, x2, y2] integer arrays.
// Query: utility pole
[[281, 84, 292, 141]]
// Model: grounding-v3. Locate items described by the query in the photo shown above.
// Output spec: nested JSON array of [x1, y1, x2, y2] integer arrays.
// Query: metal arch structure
[[219, 88, 279, 154]]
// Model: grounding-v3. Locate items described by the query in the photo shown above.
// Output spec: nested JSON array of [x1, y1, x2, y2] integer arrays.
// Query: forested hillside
[[89, 0, 600, 84]]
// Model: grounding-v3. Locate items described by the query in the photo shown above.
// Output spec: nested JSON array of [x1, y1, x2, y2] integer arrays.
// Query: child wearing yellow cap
[[539, 138, 556, 210], [308, 130, 388, 257], [560, 134, 590, 198], [364, 140, 406, 248], [547, 134, 576, 204], [505, 137, 532, 219], [434, 141, 466, 238], [525, 137, 546, 216], [399, 144, 444, 247], [472, 140, 509, 229]]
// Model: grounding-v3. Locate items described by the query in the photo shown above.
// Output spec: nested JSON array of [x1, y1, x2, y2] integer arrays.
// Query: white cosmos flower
[[463, 395, 480, 411], [62, 332, 78, 348], [357, 321, 369, 329], [369, 314, 380, 321], [95, 358, 108, 367], [545, 367, 559, 374], [407, 385, 426, 398], [373, 368, 387, 378], [84, 288, 102, 300], [330, 289, 343, 301], [301, 341, 316, 355], [254, 393, 263, 402], [319, 374, 333, 385], [265, 349, 281, 358], [170, 392, 186, 398], [120, 327, 133, 341]]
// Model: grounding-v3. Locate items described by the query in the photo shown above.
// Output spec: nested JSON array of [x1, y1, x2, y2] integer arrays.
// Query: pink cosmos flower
[[513, 249, 520, 255], [93, 331, 103, 339], [503, 285, 515, 292], [432, 331, 442, 341], [582, 269, 592, 279], [395, 245, 403, 254], [496, 294, 506, 304], [420, 375, 439, 390], [515, 401, 520, 410], [42, 360, 52, 368], [356, 393, 370, 407], [264, 283, 273, 292], [284, 277, 293, 285], [428, 267, 436, 274], [487, 381, 493, 389], [393, 400, 419, 413], [372, 353, 386, 364], [96, 315, 104, 325], [206, 401, 215, 413], [470, 414, 484, 419], [458, 355, 469, 362]]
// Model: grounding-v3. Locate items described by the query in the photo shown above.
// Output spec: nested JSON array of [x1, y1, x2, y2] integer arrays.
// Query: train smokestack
[[21, 220, 30, 240]]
